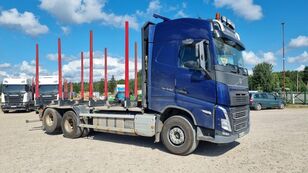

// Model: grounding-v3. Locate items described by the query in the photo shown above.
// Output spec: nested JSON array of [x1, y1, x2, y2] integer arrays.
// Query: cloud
[[61, 26, 70, 35], [243, 51, 277, 65], [263, 52, 276, 65], [243, 51, 260, 65], [175, 10, 188, 18], [214, 0, 263, 21], [0, 63, 11, 68], [136, 0, 161, 18], [0, 71, 9, 78], [288, 35, 308, 48], [0, 8, 49, 36], [46, 53, 76, 62], [295, 65, 305, 71], [288, 51, 308, 63], [39, 0, 139, 30]]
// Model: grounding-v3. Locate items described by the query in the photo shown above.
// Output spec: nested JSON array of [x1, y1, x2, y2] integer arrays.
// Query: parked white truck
[[1, 77, 33, 113], [35, 75, 59, 107]]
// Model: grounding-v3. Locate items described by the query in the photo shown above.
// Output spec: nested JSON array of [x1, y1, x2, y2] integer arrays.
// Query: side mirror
[[195, 40, 211, 78], [195, 40, 206, 71]]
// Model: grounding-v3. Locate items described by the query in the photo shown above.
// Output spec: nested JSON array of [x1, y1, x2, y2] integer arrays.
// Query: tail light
[[249, 97, 253, 104]]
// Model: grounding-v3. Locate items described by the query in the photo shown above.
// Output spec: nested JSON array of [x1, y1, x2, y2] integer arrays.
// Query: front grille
[[5, 95, 23, 104], [41, 95, 57, 104], [234, 122, 247, 131], [230, 106, 249, 132], [230, 91, 249, 106]]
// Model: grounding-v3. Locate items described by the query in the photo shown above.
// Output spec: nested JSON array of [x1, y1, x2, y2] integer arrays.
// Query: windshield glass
[[39, 85, 58, 94], [214, 38, 244, 67], [3, 85, 26, 93]]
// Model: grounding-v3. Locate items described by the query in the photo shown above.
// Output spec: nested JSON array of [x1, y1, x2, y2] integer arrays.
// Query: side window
[[267, 94, 275, 99], [254, 94, 260, 98], [179, 44, 198, 69], [261, 93, 268, 99], [25, 85, 29, 92]]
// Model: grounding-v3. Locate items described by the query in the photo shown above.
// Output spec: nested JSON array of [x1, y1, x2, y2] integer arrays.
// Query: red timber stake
[[58, 38, 63, 100], [89, 30, 93, 100], [134, 42, 138, 100], [125, 21, 129, 103], [80, 52, 84, 100], [104, 48, 108, 100], [64, 79, 68, 100], [70, 82, 73, 100], [35, 44, 40, 99]]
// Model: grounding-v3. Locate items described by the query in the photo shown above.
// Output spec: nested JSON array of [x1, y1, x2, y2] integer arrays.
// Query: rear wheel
[[42, 108, 62, 134], [61, 111, 82, 139], [255, 103, 262, 111], [161, 116, 199, 155]]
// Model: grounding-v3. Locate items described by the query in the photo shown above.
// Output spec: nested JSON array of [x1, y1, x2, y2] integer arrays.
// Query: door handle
[[176, 88, 188, 95]]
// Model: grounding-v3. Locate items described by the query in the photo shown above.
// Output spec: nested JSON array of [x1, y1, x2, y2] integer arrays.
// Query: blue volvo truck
[[41, 13, 249, 155]]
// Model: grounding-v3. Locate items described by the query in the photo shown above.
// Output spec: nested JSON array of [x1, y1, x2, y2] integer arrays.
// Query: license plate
[[239, 131, 245, 138], [11, 106, 17, 108]]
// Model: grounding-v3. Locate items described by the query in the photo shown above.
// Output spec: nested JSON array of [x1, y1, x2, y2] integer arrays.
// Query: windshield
[[214, 38, 244, 67], [3, 85, 26, 93], [39, 85, 58, 94]]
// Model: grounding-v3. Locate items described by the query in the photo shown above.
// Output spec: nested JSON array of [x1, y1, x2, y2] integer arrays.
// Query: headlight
[[218, 106, 232, 132]]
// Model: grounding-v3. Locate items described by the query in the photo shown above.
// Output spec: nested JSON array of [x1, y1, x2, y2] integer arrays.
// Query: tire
[[61, 111, 82, 139], [42, 108, 62, 134], [161, 115, 199, 155], [2, 109, 9, 113], [279, 103, 285, 109], [255, 103, 262, 111]]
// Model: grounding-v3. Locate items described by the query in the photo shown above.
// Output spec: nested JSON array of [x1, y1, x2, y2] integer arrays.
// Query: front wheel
[[279, 103, 285, 109], [161, 116, 199, 155]]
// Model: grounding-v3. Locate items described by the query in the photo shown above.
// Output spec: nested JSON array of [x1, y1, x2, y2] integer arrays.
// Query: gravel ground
[[0, 108, 307, 173]]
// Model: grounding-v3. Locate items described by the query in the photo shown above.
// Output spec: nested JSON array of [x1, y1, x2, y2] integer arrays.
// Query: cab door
[[175, 39, 216, 128]]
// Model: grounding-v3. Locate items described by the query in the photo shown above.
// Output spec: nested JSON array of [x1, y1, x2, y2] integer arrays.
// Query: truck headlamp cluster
[[218, 106, 232, 132]]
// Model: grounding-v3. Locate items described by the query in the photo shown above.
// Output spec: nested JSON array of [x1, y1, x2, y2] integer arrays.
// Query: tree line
[[249, 63, 308, 92]]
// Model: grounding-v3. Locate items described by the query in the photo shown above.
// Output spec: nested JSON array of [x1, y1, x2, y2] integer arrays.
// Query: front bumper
[[197, 126, 250, 143], [1, 103, 29, 111]]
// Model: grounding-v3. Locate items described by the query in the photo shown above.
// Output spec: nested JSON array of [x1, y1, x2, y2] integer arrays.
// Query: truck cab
[[1, 77, 33, 113], [35, 76, 59, 107], [142, 13, 249, 144]]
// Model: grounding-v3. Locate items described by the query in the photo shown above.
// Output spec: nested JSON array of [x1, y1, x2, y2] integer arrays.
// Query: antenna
[[153, 14, 170, 21]]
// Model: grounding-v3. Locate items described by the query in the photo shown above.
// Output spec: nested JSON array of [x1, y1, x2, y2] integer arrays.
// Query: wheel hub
[[169, 127, 185, 145], [46, 114, 54, 126], [64, 118, 74, 133]]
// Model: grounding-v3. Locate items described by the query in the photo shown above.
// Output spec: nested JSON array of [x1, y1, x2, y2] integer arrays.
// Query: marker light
[[215, 13, 221, 20]]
